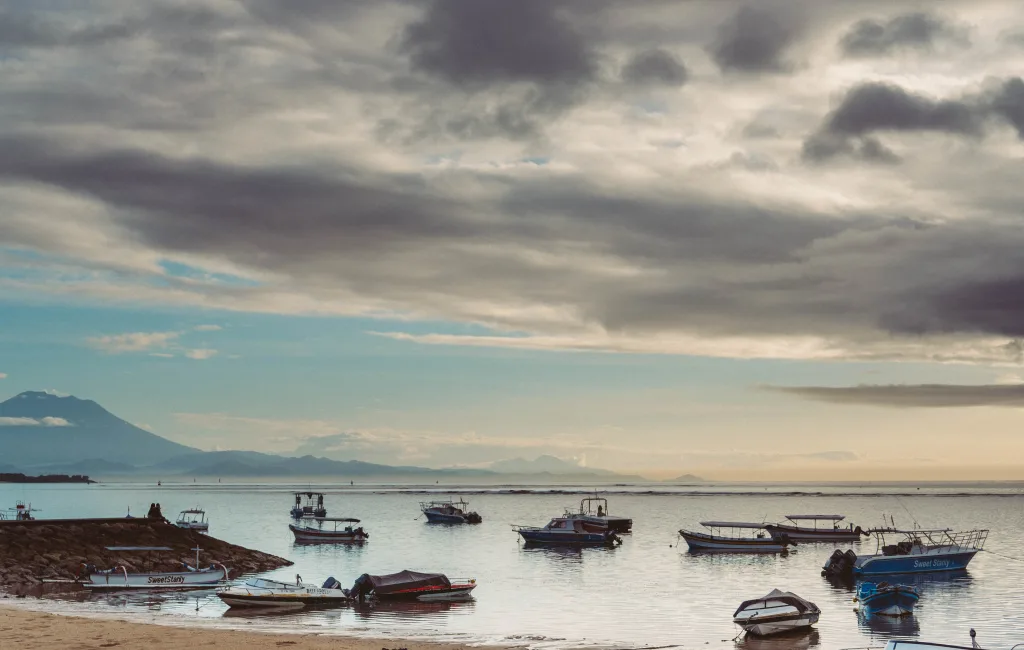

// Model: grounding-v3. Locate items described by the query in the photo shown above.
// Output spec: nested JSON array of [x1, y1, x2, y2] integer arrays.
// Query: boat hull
[[517, 529, 618, 546], [175, 523, 209, 533], [217, 592, 348, 608], [736, 612, 820, 636], [680, 530, 787, 553], [85, 566, 226, 589], [424, 511, 481, 524], [289, 524, 367, 543], [854, 550, 978, 575], [765, 523, 863, 542], [377, 584, 477, 602]]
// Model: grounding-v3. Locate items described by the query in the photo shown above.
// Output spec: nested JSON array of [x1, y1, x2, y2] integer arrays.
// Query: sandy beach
[[0, 606, 476, 650]]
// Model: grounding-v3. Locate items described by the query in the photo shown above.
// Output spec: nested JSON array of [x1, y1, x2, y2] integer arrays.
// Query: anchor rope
[[981, 548, 1024, 564]]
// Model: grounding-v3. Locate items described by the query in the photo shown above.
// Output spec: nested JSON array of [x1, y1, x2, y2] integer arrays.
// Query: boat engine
[[322, 576, 342, 590], [821, 549, 857, 577]]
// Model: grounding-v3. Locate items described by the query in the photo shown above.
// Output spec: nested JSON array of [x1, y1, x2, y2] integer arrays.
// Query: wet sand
[[0, 605, 480, 650]]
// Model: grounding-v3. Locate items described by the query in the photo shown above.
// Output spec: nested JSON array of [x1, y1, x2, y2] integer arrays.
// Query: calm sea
[[3, 482, 1024, 649]]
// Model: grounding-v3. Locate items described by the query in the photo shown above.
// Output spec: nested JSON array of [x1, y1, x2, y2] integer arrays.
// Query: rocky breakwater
[[0, 517, 292, 595]]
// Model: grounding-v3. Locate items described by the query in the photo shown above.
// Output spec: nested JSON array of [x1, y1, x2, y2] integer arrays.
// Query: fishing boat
[[678, 522, 792, 552], [563, 497, 632, 533], [347, 570, 477, 602], [290, 518, 368, 543], [855, 581, 919, 616], [81, 547, 227, 590], [514, 517, 622, 546], [421, 498, 482, 524], [290, 491, 327, 518], [732, 589, 820, 636], [822, 528, 988, 576], [175, 507, 209, 533], [217, 576, 350, 608], [4, 501, 36, 521], [765, 514, 867, 542], [883, 628, 993, 649]]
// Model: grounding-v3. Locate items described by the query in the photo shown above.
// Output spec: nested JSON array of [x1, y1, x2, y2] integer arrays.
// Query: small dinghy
[[217, 576, 350, 609], [515, 516, 621, 546], [856, 581, 919, 616], [733, 589, 820, 636], [290, 518, 368, 543], [421, 498, 482, 524], [347, 570, 477, 602]]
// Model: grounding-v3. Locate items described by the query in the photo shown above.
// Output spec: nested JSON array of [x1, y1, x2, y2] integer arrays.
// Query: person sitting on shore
[[154, 503, 164, 520], [146, 503, 158, 518]]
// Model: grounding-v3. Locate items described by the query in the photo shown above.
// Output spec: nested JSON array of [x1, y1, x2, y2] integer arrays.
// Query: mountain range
[[0, 391, 665, 482]]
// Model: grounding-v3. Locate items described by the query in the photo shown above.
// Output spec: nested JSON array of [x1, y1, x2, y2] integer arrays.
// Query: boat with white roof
[[765, 514, 867, 542], [822, 527, 987, 576], [175, 507, 209, 533], [678, 521, 793, 552]]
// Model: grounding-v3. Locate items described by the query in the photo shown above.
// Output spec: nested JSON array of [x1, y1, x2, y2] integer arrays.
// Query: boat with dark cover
[[347, 570, 476, 602], [421, 499, 482, 524], [515, 517, 621, 546], [733, 589, 820, 636], [564, 497, 632, 533]]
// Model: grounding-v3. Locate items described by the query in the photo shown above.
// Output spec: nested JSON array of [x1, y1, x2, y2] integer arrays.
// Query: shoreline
[[0, 604, 495, 650]]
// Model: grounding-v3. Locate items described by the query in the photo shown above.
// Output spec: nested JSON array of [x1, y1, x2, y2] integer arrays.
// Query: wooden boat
[[175, 507, 209, 533], [679, 522, 791, 552], [856, 581, 919, 616], [347, 570, 476, 602], [563, 497, 632, 533], [290, 517, 368, 543], [515, 517, 621, 546], [81, 547, 227, 589], [421, 498, 482, 524], [822, 528, 988, 576], [290, 492, 327, 518], [217, 576, 349, 608], [764, 514, 867, 542], [733, 589, 820, 636]]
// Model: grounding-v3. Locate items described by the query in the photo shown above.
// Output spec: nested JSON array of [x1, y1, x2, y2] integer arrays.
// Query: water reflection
[[352, 599, 474, 621], [736, 628, 820, 650], [857, 610, 921, 638]]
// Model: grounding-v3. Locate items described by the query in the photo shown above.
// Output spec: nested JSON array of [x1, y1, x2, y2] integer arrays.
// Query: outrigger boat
[[563, 497, 632, 533], [822, 528, 987, 576], [855, 581, 920, 616], [733, 589, 820, 636], [679, 521, 792, 553], [217, 576, 349, 609], [81, 547, 227, 590], [290, 492, 327, 518], [515, 516, 621, 547], [421, 498, 482, 524], [765, 514, 867, 542], [347, 570, 476, 602], [290, 518, 368, 543], [175, 507, 209, 533]]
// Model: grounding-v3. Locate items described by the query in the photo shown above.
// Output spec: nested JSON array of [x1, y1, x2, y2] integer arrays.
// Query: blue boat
[[421, 499, 482, 524], [823, 528, 988, 577], [514, 517, 621, 547], [856, 582, 919, 616]]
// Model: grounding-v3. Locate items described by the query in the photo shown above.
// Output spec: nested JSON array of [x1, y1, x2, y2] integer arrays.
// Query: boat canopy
[[786, 514, 844, 521], [733, 589, 819, 617], [313, 517, 360, 523], [355, 570, 450, 595], [701, 521, 766, 529]]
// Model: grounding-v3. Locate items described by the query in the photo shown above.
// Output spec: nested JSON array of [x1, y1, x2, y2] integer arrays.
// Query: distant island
[[0, 473, 94, 484]]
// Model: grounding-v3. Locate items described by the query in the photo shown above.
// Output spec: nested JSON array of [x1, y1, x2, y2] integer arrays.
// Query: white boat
[[82, 547, 227, 590], [290, 518, 368, 543], [217, 576, 350, 608], [175, 508, 209, 533], [679, 522, 791, 552], [733, 589, 820, 636]]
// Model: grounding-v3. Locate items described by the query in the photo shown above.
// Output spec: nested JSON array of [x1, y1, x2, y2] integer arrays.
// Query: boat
[[421, 498, 482, 524], [3, 501, 36, 521], [732, 589, 820, 636], [883, 628, 996, 649], [765, 514, 867, 542], [290, 491, 327, 518], [81, 547, 227, 590], [563, 497, 632, 533], [514, 517, 622, 546], [855, 581, 919, 616], [678, 522, 792, 552], [217, 576, 350, 608], [290, 518, 368, 543], [175, 507, 209, 533], [822, 528, 988, 576], [347, 570, 476, 602]]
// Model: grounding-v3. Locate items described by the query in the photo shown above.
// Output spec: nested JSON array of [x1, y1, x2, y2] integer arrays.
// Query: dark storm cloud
[[769, 384, 1024, 408], [988, 78, 1024, 138], [839, 12, 967, 57], [621, 49, 688, 86], [926, 278, 1024, 338], [708, 5, 801, 73]]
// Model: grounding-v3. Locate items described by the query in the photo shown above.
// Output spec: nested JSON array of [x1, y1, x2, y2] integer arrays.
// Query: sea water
[[2, 482, 1023, 649]]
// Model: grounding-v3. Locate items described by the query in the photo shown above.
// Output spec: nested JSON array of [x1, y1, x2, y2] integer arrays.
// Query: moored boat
[[884, 628, 1001, 649], [679, 522, 791, 553], [81, 560, 227, 589], [515, 517, 621, 546], [347, 570, 476, 602], [175, 507, 209, 533], [421, 498, 482, 524], [563, 497, 632, 533], [290, 518, 368, 543], [822, 528, 987, 577], [290, 492, 327, 518], [856, 581, 919, 616], [765, 514, 867, 543], [217, 576, 350, 608], [733, 589, 820, 636]]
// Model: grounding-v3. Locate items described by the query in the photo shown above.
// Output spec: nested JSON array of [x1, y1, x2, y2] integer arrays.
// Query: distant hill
[[662, 473, 706, 483], [162, 451, 497, 478], [0, 391, 198, 467], [488, 455, 618, 476]]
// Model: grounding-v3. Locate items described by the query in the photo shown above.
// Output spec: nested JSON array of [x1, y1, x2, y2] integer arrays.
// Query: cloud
[[0, 416, 72, 427], [767, 383, 1024, 408], [0, 7, 133, 49], [708, 5, 801, 73], [149, 352, 175, 358], [86, 331, 181, 353], [0, 373, 6, 380], [184, 348, 217, 360], [193, 324, 222, 331], [839, 12, 968, 57], [621, 49, 688, 86]]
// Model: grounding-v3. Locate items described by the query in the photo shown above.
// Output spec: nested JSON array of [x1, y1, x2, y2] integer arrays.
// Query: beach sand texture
[[0, 606, 475, 650]]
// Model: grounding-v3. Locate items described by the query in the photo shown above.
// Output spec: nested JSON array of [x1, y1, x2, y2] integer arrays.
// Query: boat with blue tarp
[[855, 581, 920, 616]]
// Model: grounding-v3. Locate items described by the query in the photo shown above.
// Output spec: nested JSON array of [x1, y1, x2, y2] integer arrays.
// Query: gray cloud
[[769, 383, 1024, 408], [839, 12, 968, 57], [708, 5, 801, 73], [621, 49, 688, 86], [0, 8, 133, 48]]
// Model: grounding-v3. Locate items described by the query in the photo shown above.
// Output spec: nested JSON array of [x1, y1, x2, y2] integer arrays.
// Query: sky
[[1, 0, 1024, 480]]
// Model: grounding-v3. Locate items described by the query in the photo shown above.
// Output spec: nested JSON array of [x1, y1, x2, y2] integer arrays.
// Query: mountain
[[488, 455, 618, 476], [0, 391, 198, 467], [161, 451, 497, 478], [662, 473, 706, 483]]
